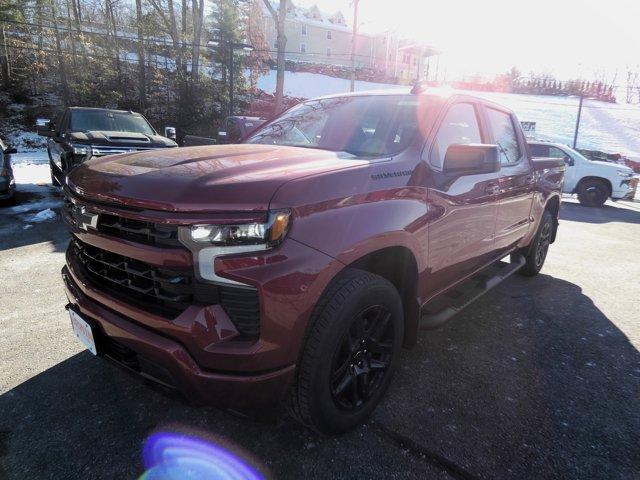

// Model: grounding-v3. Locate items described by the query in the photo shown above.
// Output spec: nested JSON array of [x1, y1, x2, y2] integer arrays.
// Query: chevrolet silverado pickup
[[529, 141, 638, 206], [61, 87, 564, 433], [37, 107, 177, 186]]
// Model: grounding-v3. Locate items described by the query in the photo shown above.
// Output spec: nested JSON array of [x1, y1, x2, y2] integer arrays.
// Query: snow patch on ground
[[24, 208, 57, 223], [8, 130, 47, 152], [11, 151, 50, 166], [0, 152, 62, 221], [256, 69, 405, 99]]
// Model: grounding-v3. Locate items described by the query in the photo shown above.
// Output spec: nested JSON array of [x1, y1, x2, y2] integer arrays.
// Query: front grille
[[69, 238, 194, 317], [64, 197, 180, 247], [99, 213, 181, 247], [68, 238, 261, 338]]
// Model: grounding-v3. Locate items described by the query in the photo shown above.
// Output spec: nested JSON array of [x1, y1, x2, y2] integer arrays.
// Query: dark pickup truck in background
[[60, 88, 564, 434], [37, 107, 178, 186]]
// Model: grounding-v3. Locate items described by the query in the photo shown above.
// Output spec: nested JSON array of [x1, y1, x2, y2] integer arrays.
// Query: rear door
[[483, 106, 535, 255], [425, 101, 500, 297]]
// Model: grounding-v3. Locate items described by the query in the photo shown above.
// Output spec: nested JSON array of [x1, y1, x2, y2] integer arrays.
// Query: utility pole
[[573, 93, 584, 149], [349, 0, 359, 92], [229, 42, 234, 117]]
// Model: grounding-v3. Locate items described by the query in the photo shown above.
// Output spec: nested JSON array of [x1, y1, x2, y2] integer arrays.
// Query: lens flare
[[140, 432, 265, 480]]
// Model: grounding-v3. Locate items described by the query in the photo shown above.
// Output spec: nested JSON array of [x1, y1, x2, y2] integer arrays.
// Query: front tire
[[518, 210, 553, 277], [577, 179, 608, 207], [289, 269, 404, 434]]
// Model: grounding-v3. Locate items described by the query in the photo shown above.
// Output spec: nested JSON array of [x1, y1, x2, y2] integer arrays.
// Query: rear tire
[[518, 210, 553, 277], [577, 179, 608, 207], [288, 269, 404, 434]]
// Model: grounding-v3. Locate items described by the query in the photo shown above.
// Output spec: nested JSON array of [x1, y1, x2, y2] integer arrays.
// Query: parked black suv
[[37, 107, 178, 186]]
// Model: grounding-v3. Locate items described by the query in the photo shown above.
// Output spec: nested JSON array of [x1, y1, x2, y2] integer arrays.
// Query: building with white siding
[[260, 2, 438, 83]]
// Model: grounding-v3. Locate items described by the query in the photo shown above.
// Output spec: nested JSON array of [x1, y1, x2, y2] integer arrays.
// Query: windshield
[[245, 95, 423, 157], [70, 110, 155, 135]]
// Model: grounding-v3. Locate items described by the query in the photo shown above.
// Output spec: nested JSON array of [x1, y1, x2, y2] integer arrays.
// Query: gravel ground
[[0, 179, 638, 479]]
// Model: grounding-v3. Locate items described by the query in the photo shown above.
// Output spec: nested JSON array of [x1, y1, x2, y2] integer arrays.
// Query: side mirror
[[36, 118, 55, 137], [164, 126, 177, 141], [564, 156, 574, 166], [443, 144, 500, 176], [3, 147, 17, 155]]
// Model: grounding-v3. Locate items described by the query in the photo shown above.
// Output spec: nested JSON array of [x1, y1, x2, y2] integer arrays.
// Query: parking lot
[[0, 176, 639, 479]]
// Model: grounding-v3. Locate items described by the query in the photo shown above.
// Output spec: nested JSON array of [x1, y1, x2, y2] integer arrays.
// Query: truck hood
[[66, 144, 367, 212], [68, 130, 176, 148], [588, 159, 633, 173]]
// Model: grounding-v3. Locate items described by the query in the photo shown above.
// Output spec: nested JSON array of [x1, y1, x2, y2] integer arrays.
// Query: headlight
[[71, 144, 90, 156], [616, 170, 633, 178], [178, 210, 292, 286], [188, 210, 291, 248]]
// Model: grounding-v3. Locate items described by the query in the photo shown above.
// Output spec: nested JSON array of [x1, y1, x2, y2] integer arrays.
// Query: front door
[[425, 101, 500, 298]]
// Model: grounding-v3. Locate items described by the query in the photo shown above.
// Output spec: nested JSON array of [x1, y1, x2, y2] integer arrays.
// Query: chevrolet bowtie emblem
[[72, 205, 99, 231]]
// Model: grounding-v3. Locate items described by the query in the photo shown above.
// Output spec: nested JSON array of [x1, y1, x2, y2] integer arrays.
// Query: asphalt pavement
[[0, 185, 638, 480]]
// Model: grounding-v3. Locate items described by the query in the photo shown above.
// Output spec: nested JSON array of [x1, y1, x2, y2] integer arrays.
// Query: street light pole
[[573, 93, 584, 149], [349, 0, 360, 92]]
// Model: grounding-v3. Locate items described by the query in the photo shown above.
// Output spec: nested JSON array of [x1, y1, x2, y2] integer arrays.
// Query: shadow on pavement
[[376, 273, 640, 480], [560, 201, 640, 224], [0, 276, 637, 480], [0, 357, 449, 479]]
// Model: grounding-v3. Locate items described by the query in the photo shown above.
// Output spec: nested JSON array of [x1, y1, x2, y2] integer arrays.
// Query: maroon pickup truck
[[61, 87, 564, 433]]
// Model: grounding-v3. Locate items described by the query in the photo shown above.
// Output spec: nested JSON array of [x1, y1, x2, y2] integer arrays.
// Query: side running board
[[420, 254, 526, 329]]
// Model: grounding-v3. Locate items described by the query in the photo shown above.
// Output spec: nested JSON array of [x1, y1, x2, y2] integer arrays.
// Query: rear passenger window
[[530, 144, 549, 157], [430, 103, 482, 169], [486, 108, 521, 165]]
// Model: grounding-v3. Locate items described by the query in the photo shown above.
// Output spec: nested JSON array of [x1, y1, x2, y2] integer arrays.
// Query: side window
[[547, 147, 566, 158], [530, 144, 549, 157], [430, 103, 482, 169], [486, 108, 521, 165]]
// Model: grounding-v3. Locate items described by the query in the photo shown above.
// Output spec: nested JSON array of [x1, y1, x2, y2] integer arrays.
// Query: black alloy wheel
[[330, 305, 394, 411], [534, 219, 552, 270]]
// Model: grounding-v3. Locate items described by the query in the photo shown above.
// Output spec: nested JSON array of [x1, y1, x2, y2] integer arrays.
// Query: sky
[[293, 0, 640, 84]]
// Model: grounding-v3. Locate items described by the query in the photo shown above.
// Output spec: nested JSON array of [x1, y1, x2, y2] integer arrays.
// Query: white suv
[[529, 142, 638, 207]]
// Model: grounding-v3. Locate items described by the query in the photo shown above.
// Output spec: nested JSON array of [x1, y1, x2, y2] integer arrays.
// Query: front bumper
[[62, 265, 295, 407], [614, 176, 639, 200]]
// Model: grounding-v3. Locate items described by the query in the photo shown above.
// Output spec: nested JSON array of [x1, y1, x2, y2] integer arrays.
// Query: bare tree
[[135, 0, 146, 110], [149, 0, 184, 73], [262, 0, 287, 115], [191, 0, 204, 79], [49, 0, 70, 105]]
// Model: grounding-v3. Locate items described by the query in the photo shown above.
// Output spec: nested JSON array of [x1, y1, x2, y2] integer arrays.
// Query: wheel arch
[[543, 194, 560, 243], [346, 246, 421, 349], [575, 176, 612, 196]]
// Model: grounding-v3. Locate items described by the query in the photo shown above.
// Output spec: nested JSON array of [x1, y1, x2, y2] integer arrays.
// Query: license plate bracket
[[69, 309, 98, 355]]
